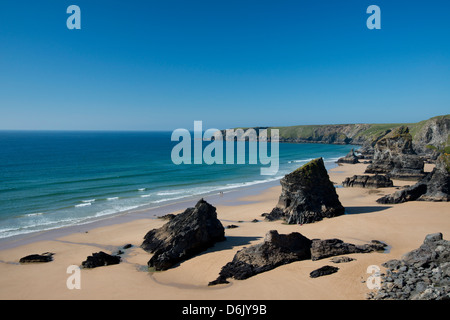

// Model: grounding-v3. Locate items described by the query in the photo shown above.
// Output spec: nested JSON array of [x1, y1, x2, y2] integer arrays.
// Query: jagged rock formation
[[365, 126, 425, 180], [377, 153, 450, 203], [81, 251, 121, 268], [264, 158, 345, 224], [19, 252, 54, 263], [368, 233, 450, 300], [209, 230, 312, 285], [337, 148, 360, 164], [342, 174, 393, 188], [310, 239, 387, 261], [209, 231, 388, 285], [141, 199, 225, 271], [412, 116, 450, 155]]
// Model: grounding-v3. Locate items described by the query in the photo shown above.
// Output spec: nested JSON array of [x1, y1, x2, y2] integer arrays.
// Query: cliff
[[235, 115, 449, 155]]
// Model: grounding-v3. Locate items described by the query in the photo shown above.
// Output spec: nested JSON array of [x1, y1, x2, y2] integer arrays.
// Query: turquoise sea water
[[0, 131, 355, 239]]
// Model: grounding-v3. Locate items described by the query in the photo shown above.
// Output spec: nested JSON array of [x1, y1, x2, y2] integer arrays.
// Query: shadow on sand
[[205, 235, 262, 254], [345, 206, 392, 215]]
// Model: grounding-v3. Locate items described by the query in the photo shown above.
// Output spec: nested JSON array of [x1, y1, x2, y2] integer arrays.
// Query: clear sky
[[0, 0, 449, 131]]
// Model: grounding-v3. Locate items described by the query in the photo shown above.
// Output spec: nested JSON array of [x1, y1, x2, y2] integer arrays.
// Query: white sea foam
[[94, 205, 140, 218], [75, 203, 91, 208], [151, 195, 188, 204], [138, 188, 146, 191], [156, 190, 184, 196], [82, 199, 96, 203], [107, 197, 119, 201], [288, 158, 315, 164], [24, 212, 45, 217], [0, 215, 87, 239]]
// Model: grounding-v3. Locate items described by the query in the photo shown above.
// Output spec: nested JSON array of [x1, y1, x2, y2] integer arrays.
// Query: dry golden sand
[[0, 163, 448, 300]]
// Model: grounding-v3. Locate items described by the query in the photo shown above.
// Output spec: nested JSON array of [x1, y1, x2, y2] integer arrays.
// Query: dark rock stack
[[310, 239, 387, 261], [342, 174, 393, 188], [209, 230, 312, 285], [264, 158, 345, 224], [337, 148, 360, 164], [81, 251, 121, 269], [141, 199, 225, 271], [377, 153, 450, 203], [365, 126, 425, 180], [368, 233, 450, 300]]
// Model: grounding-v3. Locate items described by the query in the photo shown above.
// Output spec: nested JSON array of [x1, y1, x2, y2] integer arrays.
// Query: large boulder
[[365, 126, 425, 180], [377, 153, 450, 203], [264, 158, 345, 224], [209, 230, 312, 285], [342, 174, 393, 188], [141, 199, 225, 271]]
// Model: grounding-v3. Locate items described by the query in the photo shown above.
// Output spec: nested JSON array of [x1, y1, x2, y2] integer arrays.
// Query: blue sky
[[0, 0, 449, 131]]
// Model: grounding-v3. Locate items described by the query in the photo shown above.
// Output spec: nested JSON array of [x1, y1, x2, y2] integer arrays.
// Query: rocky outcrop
[[81, 251, 121, 268], [277, 124, 367, 145], [365, 126, 425, 180], [412, 116, 450, 155], [209, 230, 312, 285], [368, 233, 450, 300], [337, 149, 359, 164], [342, 174, 393, 188], [19, 252, 54, 263], [377, 153, 450, 203], [141, 199, 225, 271], [264, 158, 345, 224], [209, 231, 388, 285], [238, 115, 449, 158], [310, 239, 387, 261]]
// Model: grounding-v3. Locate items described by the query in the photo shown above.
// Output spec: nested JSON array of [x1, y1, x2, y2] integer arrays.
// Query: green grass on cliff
[[266, 114, 450, 143]]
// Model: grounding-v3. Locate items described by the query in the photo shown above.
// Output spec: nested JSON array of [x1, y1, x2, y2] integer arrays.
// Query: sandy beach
[[0, 162, 448, 300]]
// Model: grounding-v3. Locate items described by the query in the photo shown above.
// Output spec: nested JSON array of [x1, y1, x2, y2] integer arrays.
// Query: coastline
[[0, 178, 281, 251], [1, 161, 449, 300], [0, 155, 343, 251]]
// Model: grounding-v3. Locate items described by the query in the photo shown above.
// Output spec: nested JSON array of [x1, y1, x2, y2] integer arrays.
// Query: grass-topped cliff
[[244, 114, 449, 154]]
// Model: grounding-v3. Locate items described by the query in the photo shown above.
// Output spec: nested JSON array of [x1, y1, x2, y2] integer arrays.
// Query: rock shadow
[[158, 235, 262, 270], [200, 235, 263, 255], [345, 206, 392, 215]]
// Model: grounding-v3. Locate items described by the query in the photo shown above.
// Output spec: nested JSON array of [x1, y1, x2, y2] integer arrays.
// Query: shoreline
[[0, 157, 343, 251], [1, 161, 448, 300], [0, 178, 281, 251]]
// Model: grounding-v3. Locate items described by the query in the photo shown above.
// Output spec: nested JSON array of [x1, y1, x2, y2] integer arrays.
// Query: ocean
[[0, 131, 355, 240]]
